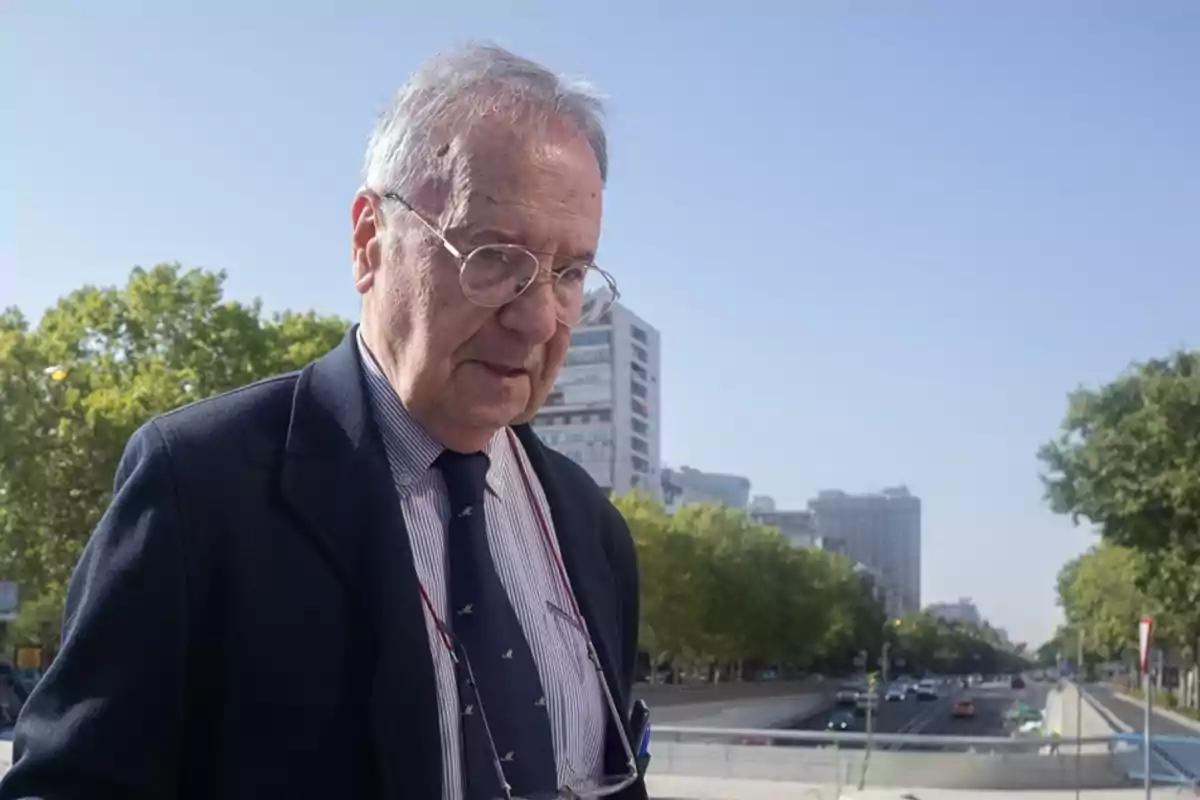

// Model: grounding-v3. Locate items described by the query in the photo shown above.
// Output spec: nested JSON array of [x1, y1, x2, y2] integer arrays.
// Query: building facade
[[807, 486, 922, 618], [926, 598, 982, 626], [662, 466, 751, 513], [531, 302, 662, 497], [751, 508, 821, 549]]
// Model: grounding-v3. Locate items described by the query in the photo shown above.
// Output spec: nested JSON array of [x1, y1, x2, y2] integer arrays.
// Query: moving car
[[952, 699, 976, 718], [915, 679, 939, 701], [836, 683, 862, 705], [885, 683, 908, 701], [827, 709, 857, 731], [1011, 675, 1026, 689]]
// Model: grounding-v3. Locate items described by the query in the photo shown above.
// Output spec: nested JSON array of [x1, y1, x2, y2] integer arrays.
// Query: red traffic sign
[[1139, 617, 1154, 672]]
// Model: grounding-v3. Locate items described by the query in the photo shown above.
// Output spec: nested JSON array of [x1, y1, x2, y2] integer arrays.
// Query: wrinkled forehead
[[440, 118, 604, 257]]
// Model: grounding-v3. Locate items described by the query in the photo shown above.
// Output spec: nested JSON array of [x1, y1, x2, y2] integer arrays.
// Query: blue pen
[[638, 722, 652, 757]]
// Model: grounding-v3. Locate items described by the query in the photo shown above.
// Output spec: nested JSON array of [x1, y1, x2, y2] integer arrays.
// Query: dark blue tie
[[434, 450, 557, 800]]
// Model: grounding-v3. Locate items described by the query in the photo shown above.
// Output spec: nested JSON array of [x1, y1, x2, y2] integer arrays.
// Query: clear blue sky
[[4, 2, 1198, 646]]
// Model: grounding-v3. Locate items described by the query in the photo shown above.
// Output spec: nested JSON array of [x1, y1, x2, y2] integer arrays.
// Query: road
[[1087, 684, 1200, 782], [789, 680, 1050, 750]]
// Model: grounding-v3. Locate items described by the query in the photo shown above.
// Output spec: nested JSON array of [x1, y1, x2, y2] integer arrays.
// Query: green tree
[[1039, 350, 1200, 660], [888, 611, 1026, 676], [614, 491, 925, 680], [0, 264, 349, 650], [1056, 544, 1148, 662]]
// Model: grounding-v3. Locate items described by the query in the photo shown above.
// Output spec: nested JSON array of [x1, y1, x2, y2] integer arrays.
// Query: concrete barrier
[[652, 692, 832, 728], [648, 741, 1131, 790], [633, 678, 830, 708]]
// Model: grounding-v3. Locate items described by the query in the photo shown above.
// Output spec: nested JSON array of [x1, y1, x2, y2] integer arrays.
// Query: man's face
[[352, 118, 604, 451]]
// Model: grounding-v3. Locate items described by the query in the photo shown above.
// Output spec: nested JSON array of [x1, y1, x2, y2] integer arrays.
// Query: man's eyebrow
[[452, 226, 596, 262]]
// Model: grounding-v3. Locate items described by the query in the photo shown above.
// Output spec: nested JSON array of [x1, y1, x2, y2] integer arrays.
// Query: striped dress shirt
[[356, 333, 606, 800]]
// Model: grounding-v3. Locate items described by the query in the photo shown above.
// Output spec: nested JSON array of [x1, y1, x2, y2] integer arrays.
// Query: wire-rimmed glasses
[[449, 603, 640, 800], [382, 193, 619, 328]]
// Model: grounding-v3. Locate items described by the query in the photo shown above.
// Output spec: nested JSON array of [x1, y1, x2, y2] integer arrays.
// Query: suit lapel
[[281, 328, 443, 800], [511, 425, 631, 772]]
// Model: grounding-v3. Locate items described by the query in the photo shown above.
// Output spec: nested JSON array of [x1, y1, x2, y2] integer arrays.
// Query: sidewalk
[[1041, 680, 1119, 753]]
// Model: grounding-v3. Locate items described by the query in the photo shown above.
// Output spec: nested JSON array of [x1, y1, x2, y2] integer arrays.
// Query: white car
[[885, 683, 907, 701], [916, 680, 939, 701]]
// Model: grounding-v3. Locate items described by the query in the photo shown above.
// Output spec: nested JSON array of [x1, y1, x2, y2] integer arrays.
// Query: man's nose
[[498, 273, 561, 343]]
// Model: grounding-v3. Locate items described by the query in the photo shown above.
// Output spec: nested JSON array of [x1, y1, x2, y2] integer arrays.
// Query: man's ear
[[352, 189, 383, 294]]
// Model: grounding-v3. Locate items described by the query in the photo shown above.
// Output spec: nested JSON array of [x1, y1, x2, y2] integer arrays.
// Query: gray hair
[[363, 43, 608, 201]]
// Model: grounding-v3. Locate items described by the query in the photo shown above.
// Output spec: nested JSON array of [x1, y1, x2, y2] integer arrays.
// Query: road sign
[[1138, 617, 1154, 672], [0, 581, 17, 622]]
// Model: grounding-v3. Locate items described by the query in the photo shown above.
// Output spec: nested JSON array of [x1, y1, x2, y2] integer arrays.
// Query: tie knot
[[434, 450, 490, 508]]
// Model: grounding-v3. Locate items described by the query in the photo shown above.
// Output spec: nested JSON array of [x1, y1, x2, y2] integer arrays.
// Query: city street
[[1086, 684, 1200, 782], [790, 680, 1050, 750]]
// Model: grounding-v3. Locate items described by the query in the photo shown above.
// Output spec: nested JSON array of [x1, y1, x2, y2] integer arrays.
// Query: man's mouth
[[472, 360, 529, 379]]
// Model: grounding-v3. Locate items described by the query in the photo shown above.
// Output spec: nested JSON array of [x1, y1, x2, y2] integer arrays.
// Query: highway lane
[[787, 681, 1047, 751], [914, 682, 1050, 751], [1087, 683, 1200, 782]]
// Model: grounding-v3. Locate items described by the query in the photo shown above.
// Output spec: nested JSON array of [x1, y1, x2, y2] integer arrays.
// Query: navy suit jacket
[[0, 330, 646, 800]]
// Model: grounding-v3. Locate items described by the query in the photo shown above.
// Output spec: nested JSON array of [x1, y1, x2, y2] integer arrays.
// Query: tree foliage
[[0, 265, 349, 649], [1055, 544, 1149, 662], [614, 492, 1023, 678], [887, 611, 1025, 677], [1040, 351, 1200, 659]]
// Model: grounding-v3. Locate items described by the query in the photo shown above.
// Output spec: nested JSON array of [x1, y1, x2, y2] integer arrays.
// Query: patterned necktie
[[434, 450, 557, 800]]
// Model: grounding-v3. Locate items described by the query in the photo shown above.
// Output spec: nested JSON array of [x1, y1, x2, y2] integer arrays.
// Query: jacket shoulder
[[147, 372, 301, 458]]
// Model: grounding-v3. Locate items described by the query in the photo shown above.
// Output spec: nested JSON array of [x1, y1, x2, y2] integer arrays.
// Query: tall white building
[[531, 302, 662, 497]]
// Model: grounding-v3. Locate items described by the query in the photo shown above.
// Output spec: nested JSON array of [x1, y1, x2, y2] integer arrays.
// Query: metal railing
[[654, 724, 1112, 749]]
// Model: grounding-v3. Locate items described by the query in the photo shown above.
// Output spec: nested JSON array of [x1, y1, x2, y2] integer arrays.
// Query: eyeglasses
[[446, 604, 640, 800], [382, 193, 619, 328]]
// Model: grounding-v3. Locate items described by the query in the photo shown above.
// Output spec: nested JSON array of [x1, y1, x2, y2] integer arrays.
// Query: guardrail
[[650, 725, 1130, 791], [654, 724, 1113, 749]]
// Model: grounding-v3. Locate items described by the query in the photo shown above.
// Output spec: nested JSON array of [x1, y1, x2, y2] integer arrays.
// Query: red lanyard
[[415, 427, 588, 661]]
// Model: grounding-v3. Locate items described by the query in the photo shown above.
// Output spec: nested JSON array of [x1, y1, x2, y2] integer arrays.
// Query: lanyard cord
[[415, 427, 588, 660]]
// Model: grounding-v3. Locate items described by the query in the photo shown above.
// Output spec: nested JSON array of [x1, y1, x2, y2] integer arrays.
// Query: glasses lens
[[462, 245, 540, 307], [554, 266, 615, 327]]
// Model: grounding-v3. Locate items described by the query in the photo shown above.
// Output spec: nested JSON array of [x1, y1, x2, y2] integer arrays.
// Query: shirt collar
[[356, 328, 502, 494]]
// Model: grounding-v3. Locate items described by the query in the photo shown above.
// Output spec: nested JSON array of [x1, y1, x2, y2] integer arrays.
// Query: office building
[[531, 302, 662, 497], [927, 598, 983, 627], [661, 466, 751, 513], [749, 495, 776, 513], [808, 486, 922, 618], [752, 508, 820, 549]]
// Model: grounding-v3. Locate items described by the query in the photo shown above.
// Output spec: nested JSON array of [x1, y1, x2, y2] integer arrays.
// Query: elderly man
[[1, 44, 645, 800]]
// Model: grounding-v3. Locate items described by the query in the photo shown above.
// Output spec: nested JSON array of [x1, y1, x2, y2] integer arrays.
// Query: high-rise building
[[751, 508, 821, 548], [661, 466, 751, 513], [531, 302, 662, 497], [807, 486, 922, 617], [926, 598, 983, 626]]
